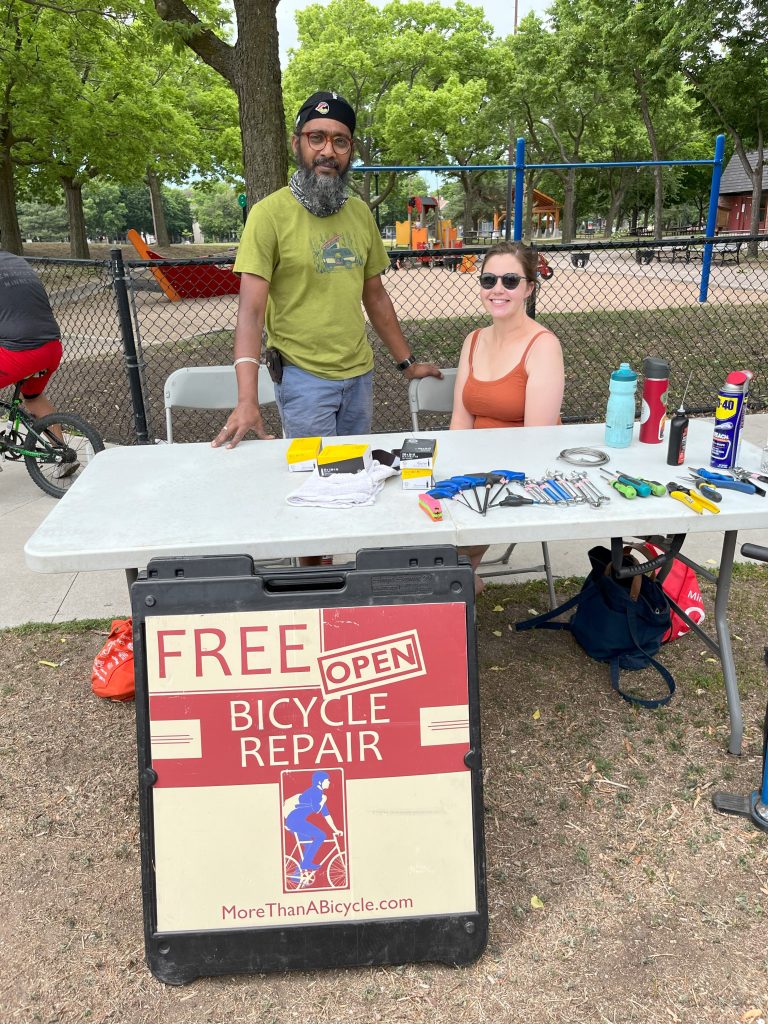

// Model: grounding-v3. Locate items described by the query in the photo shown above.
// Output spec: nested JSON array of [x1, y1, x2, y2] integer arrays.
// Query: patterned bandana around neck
[[289, 170, 348, 217]]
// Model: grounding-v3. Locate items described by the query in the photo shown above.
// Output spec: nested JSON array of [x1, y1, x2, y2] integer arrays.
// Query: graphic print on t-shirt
[[314, 233, 364, 273]]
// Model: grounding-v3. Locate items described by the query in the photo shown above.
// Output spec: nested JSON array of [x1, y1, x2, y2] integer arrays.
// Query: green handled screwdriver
[[617, 472, 667, 497], [611, 471, 652, 497], [599, 469, 637, 498]]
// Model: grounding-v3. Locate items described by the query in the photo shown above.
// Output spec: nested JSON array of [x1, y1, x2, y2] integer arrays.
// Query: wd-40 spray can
[[711, 371, 749, 469]]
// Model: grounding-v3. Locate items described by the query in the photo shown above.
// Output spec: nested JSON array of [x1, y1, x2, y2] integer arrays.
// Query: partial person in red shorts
[[0, 251, 74, 474]]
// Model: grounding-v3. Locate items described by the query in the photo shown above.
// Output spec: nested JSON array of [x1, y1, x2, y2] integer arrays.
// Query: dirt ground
[[4, 569, 768, 1024]]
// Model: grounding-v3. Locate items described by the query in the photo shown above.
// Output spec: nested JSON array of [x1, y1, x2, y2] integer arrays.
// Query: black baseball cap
[[294, 91, 356, 135]]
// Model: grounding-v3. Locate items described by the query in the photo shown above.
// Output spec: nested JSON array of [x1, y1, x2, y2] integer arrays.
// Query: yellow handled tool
[[667, 482, 719, 515]]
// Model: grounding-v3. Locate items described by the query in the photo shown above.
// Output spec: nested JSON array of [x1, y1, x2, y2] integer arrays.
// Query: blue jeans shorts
[[275, 365, 373, 438]]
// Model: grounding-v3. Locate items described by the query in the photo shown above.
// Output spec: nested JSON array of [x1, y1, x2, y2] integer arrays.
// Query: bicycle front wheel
[[24, 412, 105, 499], [326, 852, 348, 889]]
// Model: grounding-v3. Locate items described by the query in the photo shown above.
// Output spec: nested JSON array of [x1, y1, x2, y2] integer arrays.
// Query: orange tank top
[[461, 328, 554, 429]]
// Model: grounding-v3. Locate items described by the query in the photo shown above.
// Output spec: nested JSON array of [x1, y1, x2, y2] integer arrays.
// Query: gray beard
[[291, 165, 349, 217]]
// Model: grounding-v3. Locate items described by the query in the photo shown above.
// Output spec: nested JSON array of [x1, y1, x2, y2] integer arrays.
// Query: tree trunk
[[747, 150, 764, 258], [0, 145, 23, 254], [653, 166, 663, 240], [234, 1, 287, 205], [153, 0, 287, 205], [459, 170, 475, 235], [604, 184, 627, 238], [147, 168, 170, 247], [462, 188, 474, 235], [523, 170, 536, 241], [561, 168, 576, 244], [634, 70, 664, 242], [61, 176, 90, 259]]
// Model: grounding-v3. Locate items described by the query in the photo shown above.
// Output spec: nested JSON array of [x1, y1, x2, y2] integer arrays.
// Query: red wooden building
[[718, 149, 768, 232]]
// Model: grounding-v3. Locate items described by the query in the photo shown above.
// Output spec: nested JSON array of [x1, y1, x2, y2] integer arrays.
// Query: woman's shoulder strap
[[467, 328, 482, 369], [520, 328, 556, 364]]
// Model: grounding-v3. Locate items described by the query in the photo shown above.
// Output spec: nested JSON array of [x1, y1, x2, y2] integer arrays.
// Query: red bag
[[91, 618, 135, 701], [642, 544, 705, 642]]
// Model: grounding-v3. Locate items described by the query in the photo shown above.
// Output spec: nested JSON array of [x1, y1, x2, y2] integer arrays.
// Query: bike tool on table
[[598, 469, 638, 499], [727, 467, 767, 497], [616, 471, 667, 496], [688, 467, 757, 495], [429, 480, 474, 511], [667, 482, 720, 515], [734, 467, 768, 486], [602, 470, 652, 497], [486, 469, 526, 508], [456, 473, 490, 513], [418, 492, 443, 522], [682, 477, 721, 503], [496, 491, 542, 509]]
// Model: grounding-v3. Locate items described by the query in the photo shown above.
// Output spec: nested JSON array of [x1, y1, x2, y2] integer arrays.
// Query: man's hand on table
[[211, 400, 276, 449], [404, 362, 443, 381]]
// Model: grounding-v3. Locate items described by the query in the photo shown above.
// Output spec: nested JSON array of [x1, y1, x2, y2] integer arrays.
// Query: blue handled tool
[[610, 471, 652, 497], [545, 478, 574, 503], [487, 468, 527, 507], [728, 467, 766, 497], [489, 469, 526, 482], [445, 474, 485, 512], [617, 471, 666, 497], [689, 467, 756, 494], [429, 482, 474, 510], [684, 478, 721, 502]]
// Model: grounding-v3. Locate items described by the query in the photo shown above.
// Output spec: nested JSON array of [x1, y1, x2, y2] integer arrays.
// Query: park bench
[[655, 243, 690, 264], [687, 240, 742, 265]]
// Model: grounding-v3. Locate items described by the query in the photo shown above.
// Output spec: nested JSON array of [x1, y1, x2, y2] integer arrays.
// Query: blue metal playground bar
[[356, 133, 727, 303]]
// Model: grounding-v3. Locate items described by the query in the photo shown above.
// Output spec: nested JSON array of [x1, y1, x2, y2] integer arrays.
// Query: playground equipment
[[360, 132, 727, 302], [127, 229, 240, 301], [494, 188, 561, 238], [395, 196, 458, 256]]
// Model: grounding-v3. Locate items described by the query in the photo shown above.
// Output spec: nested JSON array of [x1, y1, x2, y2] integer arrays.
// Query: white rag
[[286, 460, 398, 508]]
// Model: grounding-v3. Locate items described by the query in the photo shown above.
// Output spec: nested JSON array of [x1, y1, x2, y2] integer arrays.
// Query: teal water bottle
[[604, 362, 638, 448]]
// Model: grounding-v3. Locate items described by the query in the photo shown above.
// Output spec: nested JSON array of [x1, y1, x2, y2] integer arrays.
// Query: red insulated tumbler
[[639, 356, 670, 444]]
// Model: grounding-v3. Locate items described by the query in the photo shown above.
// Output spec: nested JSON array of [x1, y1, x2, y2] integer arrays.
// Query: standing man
[[213, 90, 441, 449]]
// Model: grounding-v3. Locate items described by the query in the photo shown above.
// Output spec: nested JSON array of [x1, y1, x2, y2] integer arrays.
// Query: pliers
[[727, 467, 766, 497], [683, 475, 722, 502], [688, 466, 757, 494], [668, 482, 720, 515]]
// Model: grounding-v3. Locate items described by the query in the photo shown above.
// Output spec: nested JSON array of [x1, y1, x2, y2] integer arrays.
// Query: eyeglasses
[[300, 130, 353, 154], [479, 272, 526, 290]]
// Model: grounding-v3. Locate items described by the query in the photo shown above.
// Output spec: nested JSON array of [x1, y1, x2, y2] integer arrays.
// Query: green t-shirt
[[234, 187, 390, 380]]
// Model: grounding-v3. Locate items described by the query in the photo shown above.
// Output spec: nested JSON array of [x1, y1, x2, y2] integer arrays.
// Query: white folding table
[[25, 420, 768, 754]]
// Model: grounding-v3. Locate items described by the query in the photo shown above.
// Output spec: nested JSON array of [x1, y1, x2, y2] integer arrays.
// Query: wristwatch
[[397, 355, 417, 371]]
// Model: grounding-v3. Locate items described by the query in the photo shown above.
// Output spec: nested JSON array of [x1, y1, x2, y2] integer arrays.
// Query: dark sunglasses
[[479, 272, 526, 290]]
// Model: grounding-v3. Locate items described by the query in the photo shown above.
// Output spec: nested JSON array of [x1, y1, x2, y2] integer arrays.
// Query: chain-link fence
[[9, 234, 767, 445]]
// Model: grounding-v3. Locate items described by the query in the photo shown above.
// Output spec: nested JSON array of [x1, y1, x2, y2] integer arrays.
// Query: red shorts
[[0, 340, 62, 396]]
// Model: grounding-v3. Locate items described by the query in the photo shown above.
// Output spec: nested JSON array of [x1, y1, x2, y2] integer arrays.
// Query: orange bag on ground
[[91, 618, 135, 701]]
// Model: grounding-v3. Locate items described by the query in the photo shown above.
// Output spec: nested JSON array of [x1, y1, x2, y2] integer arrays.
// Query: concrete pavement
[[3, 417, 768, 628]]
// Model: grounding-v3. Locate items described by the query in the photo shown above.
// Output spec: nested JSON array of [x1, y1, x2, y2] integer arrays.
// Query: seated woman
[[450, 241, 565, 591]]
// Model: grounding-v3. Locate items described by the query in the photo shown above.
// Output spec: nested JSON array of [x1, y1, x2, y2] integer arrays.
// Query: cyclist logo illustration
[[281, 768, 349, 892]]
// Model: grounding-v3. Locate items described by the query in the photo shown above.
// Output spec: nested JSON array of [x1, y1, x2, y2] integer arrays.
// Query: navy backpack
[[516, 543, 676, 709]]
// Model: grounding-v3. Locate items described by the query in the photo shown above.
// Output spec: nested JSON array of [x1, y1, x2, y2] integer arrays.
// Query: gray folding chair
[[407, 371, 556, 607], [164, 365, 276, 443]]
